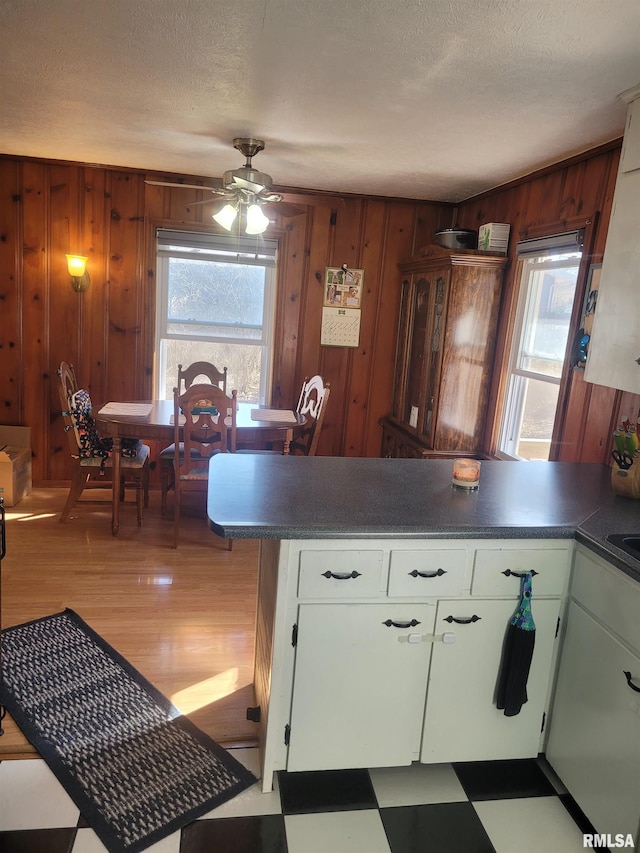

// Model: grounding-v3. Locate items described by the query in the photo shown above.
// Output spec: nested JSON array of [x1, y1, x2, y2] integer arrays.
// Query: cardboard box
[[478, 223, 511, 253], [0, 426, 32, 506]]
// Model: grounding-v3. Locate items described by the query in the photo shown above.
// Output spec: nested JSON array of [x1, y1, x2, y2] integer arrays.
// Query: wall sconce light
[[66, 254, 90, 292]]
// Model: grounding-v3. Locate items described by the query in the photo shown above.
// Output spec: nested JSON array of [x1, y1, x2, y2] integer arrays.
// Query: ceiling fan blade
[[279, 191, 346, 208], [186, 197, 229, 207], [186, 199, 304, 216], [265, 201, 305, 218], [145, 179, 224, 193]]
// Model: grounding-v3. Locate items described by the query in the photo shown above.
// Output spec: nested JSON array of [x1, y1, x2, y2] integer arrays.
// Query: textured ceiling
[[1, 0, 639, 202]]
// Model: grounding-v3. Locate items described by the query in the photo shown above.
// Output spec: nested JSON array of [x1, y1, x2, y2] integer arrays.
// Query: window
[[498, 232, 583, 461], [155, 229, 278, 404]]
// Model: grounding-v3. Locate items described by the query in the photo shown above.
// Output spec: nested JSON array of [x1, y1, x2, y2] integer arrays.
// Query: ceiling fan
[[146, 137, 302, 233]]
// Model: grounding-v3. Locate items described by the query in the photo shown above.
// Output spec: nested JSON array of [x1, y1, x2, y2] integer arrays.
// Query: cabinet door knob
[[502, 569, 539, 578], [409, 568, 446, 578], [382, 618, 421, 628], [623, 671, 640, 693]]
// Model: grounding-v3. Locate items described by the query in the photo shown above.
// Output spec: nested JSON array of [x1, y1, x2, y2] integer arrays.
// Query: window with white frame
[[155, 229, 278, 404], [497, 231, 583, 461]]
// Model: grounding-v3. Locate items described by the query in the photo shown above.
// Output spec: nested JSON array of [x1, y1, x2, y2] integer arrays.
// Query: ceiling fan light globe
[[213, 203, 238, 230], [245, 204, 270, 235]]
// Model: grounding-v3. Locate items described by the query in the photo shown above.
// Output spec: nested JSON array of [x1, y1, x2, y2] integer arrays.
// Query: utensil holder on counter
[[611, 456, 640, 499]]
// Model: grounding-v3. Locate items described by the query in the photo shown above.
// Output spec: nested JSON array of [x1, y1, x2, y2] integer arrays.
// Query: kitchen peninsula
[[207, 456, 640, 843]]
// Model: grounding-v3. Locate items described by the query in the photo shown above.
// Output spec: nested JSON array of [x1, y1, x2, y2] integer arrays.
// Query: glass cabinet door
[[392, 271, 449, 446], [419, 273, 447, 443], [405, 277, 433, 431]]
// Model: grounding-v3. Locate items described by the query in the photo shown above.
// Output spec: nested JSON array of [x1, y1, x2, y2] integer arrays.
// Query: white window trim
[[497, 252, 581, 461], [154, 230, 277, 404]]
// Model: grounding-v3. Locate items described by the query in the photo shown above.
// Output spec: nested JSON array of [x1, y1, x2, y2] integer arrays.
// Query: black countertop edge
[[209, 521, 579, 541]]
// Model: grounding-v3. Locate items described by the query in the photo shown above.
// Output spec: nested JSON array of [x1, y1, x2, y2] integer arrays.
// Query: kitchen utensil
[[434, 228, 478, 250], [611, 450, 633, 469], [613, 430, 626, 455]]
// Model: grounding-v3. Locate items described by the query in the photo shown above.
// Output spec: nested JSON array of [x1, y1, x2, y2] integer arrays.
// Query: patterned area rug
[[0, 609, 256, 853]]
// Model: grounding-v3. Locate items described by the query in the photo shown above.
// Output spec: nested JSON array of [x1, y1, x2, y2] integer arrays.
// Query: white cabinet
[[547, 546, 640, 846], [584, 83, 640, 394], [620, 92, 640, 173], [256, 538, 571, 790], [422, 597, 561, 763], [287, 602, 436, 771]]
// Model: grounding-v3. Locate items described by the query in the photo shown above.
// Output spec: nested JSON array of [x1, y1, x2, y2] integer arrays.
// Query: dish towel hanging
[[496, 571, 536, 717]]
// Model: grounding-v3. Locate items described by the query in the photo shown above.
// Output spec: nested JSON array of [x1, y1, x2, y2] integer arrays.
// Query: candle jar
[[452, 458, 481, 489]]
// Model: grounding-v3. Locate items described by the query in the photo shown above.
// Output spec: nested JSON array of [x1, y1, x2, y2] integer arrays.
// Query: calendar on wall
[[321, 266, 364, 348]]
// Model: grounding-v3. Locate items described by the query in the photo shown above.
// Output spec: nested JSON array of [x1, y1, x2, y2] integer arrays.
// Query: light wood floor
[[0, 487, 260, 758]]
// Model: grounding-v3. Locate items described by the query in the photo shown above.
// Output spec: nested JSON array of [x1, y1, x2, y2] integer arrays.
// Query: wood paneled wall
[[1, 142, 637, 485], [455, 140, 639, 464], [0, 156, 453, 483]]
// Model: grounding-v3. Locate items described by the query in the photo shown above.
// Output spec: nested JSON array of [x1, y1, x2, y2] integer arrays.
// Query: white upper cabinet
[[620, 88, 640, 173], [584, 84, 640, 394]]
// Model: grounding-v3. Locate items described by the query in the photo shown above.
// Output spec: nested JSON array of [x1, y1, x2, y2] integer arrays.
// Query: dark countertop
[[207, 456, 640, 582], [574, 494, 640, 581]]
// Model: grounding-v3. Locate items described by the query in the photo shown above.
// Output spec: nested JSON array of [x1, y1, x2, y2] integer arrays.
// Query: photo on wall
[[323, 266, 364, 309], [321, 266, 365, 348]]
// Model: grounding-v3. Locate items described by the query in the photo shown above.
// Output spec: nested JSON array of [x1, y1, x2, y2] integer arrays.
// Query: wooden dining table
[[94, 400, 306, 535]]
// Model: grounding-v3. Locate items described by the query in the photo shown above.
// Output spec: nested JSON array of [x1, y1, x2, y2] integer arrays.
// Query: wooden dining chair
[[160, 361, 228, 514], [178, 361, 228, 394], [57, 362, 150, 525], [59, 359, 79, 402], [173, 383, 237, 549], [236, 374, 331, 457], [290, 374, 331, 456]]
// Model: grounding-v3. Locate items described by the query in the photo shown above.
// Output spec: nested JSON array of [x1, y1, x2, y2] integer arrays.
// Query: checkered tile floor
[[0, 750, 600, 852]]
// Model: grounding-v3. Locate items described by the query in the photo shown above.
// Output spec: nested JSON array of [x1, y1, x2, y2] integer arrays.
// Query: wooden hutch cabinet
[[381, 246, 507, 458]]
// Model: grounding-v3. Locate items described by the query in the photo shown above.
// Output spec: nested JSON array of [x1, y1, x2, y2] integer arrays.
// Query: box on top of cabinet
[[0, 425, 32, 506], [478, 223, 510, 253]]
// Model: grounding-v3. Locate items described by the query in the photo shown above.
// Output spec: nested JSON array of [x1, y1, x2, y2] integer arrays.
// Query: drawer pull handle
[[321, 570, 362, 580], [502, 569, 539, 578], [382, 619, 421, 628], [623, 671, 640, 693], [408, 568, 446, 578], [443, 615, 481, 624]]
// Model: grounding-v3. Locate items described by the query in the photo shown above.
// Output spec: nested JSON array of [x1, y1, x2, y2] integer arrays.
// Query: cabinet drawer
[[298, 550, 386, 599], [388, 550, 466, 597], [472, 548, 569, 596], [572, 546, 640, 653]]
